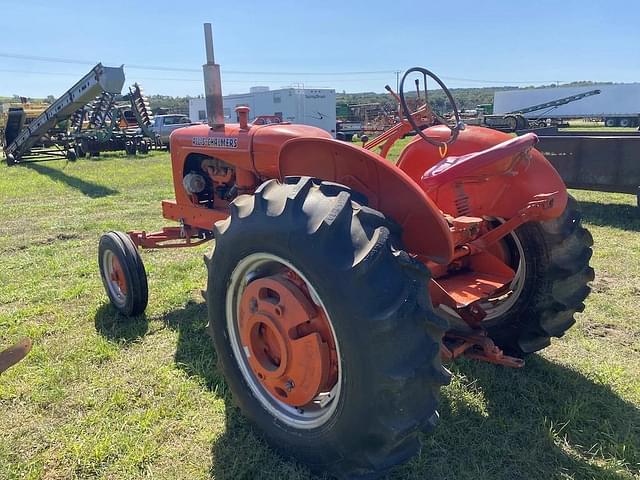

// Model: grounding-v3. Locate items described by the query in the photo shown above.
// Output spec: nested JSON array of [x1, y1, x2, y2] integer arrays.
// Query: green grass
[[561, 126, 638, 133], [562, 119, 638, 133], [0, 150, 638, 480]]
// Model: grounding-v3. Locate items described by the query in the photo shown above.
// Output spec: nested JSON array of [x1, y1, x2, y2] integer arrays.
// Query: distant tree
[[123, 80, 613, 122], [147, 95, 191, 115]]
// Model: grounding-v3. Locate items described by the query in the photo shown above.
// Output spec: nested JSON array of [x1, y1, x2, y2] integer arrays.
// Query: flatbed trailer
[[531, 129, 640, 206]]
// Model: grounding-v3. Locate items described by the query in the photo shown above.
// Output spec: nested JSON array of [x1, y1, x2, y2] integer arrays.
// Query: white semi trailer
[[494, 84, 640, 127]]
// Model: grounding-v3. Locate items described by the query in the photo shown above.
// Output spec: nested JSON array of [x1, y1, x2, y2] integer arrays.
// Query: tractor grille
[[454, 183, 471, 216]]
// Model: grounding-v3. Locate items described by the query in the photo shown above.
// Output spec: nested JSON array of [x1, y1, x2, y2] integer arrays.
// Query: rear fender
[[278, 137, 453, 264], [397, 126, 568, 220]]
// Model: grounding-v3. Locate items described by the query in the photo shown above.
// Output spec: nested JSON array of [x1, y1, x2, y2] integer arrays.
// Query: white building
[[189, 87, 336, 135]]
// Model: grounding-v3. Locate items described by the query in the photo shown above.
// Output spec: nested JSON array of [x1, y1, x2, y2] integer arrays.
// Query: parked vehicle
[[151, 114, 194, 146], [335, 120, 363, 140]]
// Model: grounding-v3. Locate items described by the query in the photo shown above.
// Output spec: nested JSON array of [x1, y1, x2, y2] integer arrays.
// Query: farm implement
[[2, 65, 156, 164], [2, 64, 125, 165], [99, 24, 594, 478], [71, 85, 155, 158]]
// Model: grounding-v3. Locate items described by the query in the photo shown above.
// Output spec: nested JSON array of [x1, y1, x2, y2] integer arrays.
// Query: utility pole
[[395, 71, 401, 92]]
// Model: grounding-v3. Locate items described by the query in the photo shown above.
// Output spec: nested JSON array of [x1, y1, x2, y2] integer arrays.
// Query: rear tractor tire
[[98, 231, 148, 317], [481, 195, 594, 356], [205, 176, 449, 479]]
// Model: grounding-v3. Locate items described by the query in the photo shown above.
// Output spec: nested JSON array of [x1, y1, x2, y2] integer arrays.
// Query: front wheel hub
[[109, 255, 128, 295], [238, 274, 337, 407]]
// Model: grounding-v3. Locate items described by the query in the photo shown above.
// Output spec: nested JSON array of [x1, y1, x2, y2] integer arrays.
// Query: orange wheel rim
[[238, 272, 338, 407], [110, 256, 128, 295]]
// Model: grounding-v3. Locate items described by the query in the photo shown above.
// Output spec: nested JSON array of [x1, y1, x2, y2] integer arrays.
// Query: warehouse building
[[189, 86, 336, 135]]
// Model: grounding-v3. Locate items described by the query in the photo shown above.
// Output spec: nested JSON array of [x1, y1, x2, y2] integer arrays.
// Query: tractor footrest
[[433, 271, 511, 308]]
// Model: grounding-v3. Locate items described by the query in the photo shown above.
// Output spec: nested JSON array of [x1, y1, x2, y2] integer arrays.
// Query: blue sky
[[1, 0, 638, 98]]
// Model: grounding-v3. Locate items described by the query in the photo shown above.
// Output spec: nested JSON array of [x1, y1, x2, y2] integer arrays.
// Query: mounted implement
[[99, 24, 594, 479]]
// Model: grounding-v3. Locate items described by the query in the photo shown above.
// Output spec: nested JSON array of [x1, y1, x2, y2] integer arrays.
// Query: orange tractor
[[98, 24, 593, 478]]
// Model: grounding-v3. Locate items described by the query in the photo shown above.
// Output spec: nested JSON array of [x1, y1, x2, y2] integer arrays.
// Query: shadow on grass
[[152, 299, 316, 479], [94, 303, 149, 343], [163, 300, 226, 391], [204, 353, 639, 480], [96, 299, 640, 479], [22, 162, 119, 198], [393, 356, 640, 480], [578, 199, 640, 231]]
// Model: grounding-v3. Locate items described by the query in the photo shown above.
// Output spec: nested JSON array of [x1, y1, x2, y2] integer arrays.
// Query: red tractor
[[98, 24, 593, 478]]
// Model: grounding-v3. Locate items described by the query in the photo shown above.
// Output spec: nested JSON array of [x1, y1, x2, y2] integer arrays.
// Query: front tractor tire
[[98, 231, 148, 317], [482, 195, 594, 356], [206, 177, 449, 478]]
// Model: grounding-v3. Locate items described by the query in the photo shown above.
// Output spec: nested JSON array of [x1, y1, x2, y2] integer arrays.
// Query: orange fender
[[397, 126, 568, 220], [278, 137, 454, 264]]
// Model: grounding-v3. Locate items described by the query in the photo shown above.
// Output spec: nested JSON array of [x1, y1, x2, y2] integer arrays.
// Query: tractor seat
[[421, 133, 538, 189]]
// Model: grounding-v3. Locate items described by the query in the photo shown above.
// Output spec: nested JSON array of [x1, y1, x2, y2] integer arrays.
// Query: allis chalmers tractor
[[98, 24, 594, 478]]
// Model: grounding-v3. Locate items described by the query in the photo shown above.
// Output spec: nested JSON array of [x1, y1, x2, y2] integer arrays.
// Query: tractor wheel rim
[[226, 253, 341, 429], [102, 250, 127, 308], [480, 227, 526, 321]]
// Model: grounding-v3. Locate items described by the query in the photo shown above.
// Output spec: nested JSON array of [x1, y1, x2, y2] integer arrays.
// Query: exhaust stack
[[202, 23, 224, 129]]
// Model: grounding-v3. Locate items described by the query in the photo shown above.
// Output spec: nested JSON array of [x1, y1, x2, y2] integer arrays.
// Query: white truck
[[494, 83, 640, 127]]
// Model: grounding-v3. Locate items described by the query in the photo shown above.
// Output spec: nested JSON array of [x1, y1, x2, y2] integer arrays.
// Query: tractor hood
[[251, 123, 332, 178], [170, 122, 332, 178]]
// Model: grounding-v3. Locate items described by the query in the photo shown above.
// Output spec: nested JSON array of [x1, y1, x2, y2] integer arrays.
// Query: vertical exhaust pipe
[[203, 23, 225, 129]]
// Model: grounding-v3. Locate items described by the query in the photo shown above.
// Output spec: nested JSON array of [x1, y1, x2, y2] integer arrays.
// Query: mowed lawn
[[0, 148, 638, 480]]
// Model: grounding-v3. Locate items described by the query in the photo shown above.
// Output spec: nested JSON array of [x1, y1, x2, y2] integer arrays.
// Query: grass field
[[563, 119, 639, 132], [0, 148, 638, 480]]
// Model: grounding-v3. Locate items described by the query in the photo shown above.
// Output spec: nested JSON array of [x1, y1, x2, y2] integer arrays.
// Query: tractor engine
[[182, 155, 239, 207]]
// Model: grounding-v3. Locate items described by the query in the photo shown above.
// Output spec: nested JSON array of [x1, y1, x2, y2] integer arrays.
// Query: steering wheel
[[399, 67, 464, 148]]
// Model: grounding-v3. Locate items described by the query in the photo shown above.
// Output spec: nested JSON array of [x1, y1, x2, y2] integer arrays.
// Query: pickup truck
[[151, 114, 195, 146]]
